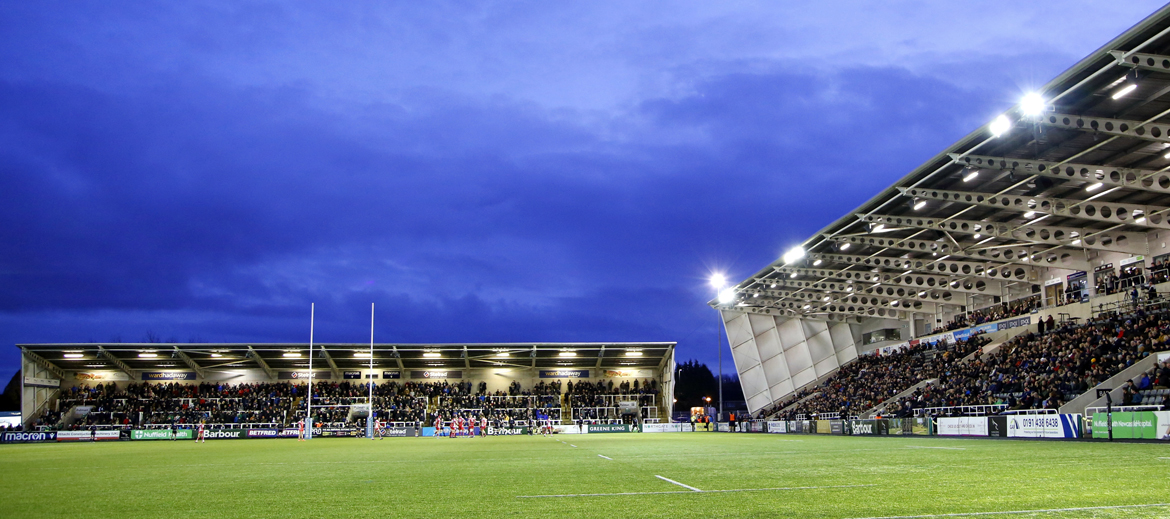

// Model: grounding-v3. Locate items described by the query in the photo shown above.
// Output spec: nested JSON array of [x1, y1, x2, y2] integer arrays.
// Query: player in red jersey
[[479, 415, 488, 438], [196, 420, 206, 443]]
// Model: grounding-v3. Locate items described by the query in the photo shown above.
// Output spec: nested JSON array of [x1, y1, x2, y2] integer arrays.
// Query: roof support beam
[[858, 214, 1146, 256], [823, 234, 1090, 277], [951, 154, 1170, 196], [463, 345, 470, 369], [899, 186, 1170, 231], [20, 348, 66, 380], [97, 346, 136, 379], [247, 346, 276, 381], [751, 287, 940, 312], [771, 265, 1004, 295], [318, 346, 342, 380], [1039, 111, 1170, 143], [391, 345, 404, 371], [1110, 50, 1170, 74], [806, 252, 1035, 282], [172, 346, 206, 379], [596, 345, 606, 369]]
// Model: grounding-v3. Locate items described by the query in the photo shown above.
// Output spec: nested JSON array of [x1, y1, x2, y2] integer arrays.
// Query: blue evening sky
[[0, 1, 1163, 382]]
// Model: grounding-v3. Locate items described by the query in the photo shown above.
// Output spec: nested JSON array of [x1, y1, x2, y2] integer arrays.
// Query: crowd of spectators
[[887, 307, 1170, 416], [943, 296, 1039, 332], [764, 336, 988, 421]]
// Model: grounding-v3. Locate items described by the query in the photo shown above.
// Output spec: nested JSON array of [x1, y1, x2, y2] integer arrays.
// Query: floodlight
[[353, 352, 371, 358], [423, 352, 442, 358], [625, 350, 643, 357], [717, 288, 736, 304], [63, 354, 83, 359], [840, 243, 851, 251], [812, 259, 823, 266], [1112, 83, 1137, 100], [558, 351, 577, 357], [1086, 182, 1103, 192], [782, 246, 805, 264], [138, 353, 158, 358], [1020, 92, 1046, 117], [1023, 211, 1036, 218], [912, 198, 927, 211], [989, 114, 1012, 137], [709, 273, 727, 289], [282, 352, 302, 358], [962, 170, 979, 182]]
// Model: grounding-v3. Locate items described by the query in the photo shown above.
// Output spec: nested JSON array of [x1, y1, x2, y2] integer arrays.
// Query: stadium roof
[[18, 342, 675, 380], [712, 4, 1170, 321]]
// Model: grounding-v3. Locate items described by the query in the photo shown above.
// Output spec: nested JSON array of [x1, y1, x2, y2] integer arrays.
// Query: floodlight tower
[[709, 273, 731, 422]]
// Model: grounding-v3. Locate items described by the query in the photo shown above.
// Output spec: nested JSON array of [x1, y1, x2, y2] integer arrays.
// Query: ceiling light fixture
[[63, 354, 83, 359], [282, 352, 302, 358], [1020, 92, 1046, 117], [913, 198, 927, 211], [558, 351, 577, 357], [423, 352, 441, 358], [962, 170, 979, 182], [1112, 83, 1137, 100], [1086, 183, 1103, 192], [138, 353, 157, 358]]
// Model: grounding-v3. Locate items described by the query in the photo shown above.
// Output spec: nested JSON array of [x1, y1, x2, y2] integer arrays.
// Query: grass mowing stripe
[[846, 502, 1170, 519]]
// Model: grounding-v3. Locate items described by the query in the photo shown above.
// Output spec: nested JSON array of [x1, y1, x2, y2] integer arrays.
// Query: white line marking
[[655, 475, 702, 492], [518, 484, 875, 499], [846, 502, 1170, 519], [905, 446, 966, 451], [1158, 457, 1170, 460], [570, 444, 577, 448], [598, 455, 612, 460]]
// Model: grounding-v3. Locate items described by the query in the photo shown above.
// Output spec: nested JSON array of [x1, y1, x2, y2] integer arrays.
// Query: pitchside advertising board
[[2, 431, 57, 443], [1091, 411, 1170, 439], [584, 424, 631, 433], [767, 421, 787, 433], [57, 430, 119, 441], [483, 427, 529, 436], [935, 415, 1084, 438], [641, 423, 689, 433], [132, 429, 194, 440]]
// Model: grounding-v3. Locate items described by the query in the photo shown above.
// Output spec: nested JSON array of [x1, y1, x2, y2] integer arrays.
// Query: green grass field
[[2, 433, 1169, 518]]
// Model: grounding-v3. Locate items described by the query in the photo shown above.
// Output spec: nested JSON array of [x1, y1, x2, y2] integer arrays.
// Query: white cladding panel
[[731, 337, 762, 371], [760, 351, 791, 384], [777, 318, 805, 350], [747, 391, 774, 412], [801, 319, 829, 340], [725, 313, 754, 349], [783, 341, 813, 375], [769, 378, 795, 400], [806, 327, 835, 365], [790, 366, 817, 389], [830, 322, 857, 352], [813, 356, 840, 378], [747, 313, 776, 336], [739, 365, 770, 400], [755, 325, 783, 362]]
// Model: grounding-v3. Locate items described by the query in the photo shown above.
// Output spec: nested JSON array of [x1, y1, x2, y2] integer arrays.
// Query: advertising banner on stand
[[937, 417, 988, 436], [1006, 414, 1081, 438], [848, 419, 889, 436], [766, 421, 787, 433], [132, 429, 194, 440], [246, 429, 280, 439], [830, 421, 844, 435], [816, 420, 831, 434]]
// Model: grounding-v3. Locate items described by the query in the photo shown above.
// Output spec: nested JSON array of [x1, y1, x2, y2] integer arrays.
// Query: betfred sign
[[278, 429, 301, 438], [1, 431, 56, 443], [484, 427, 528, 436], [381, 427, 416, 437], [246, 429, 280, 438]]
